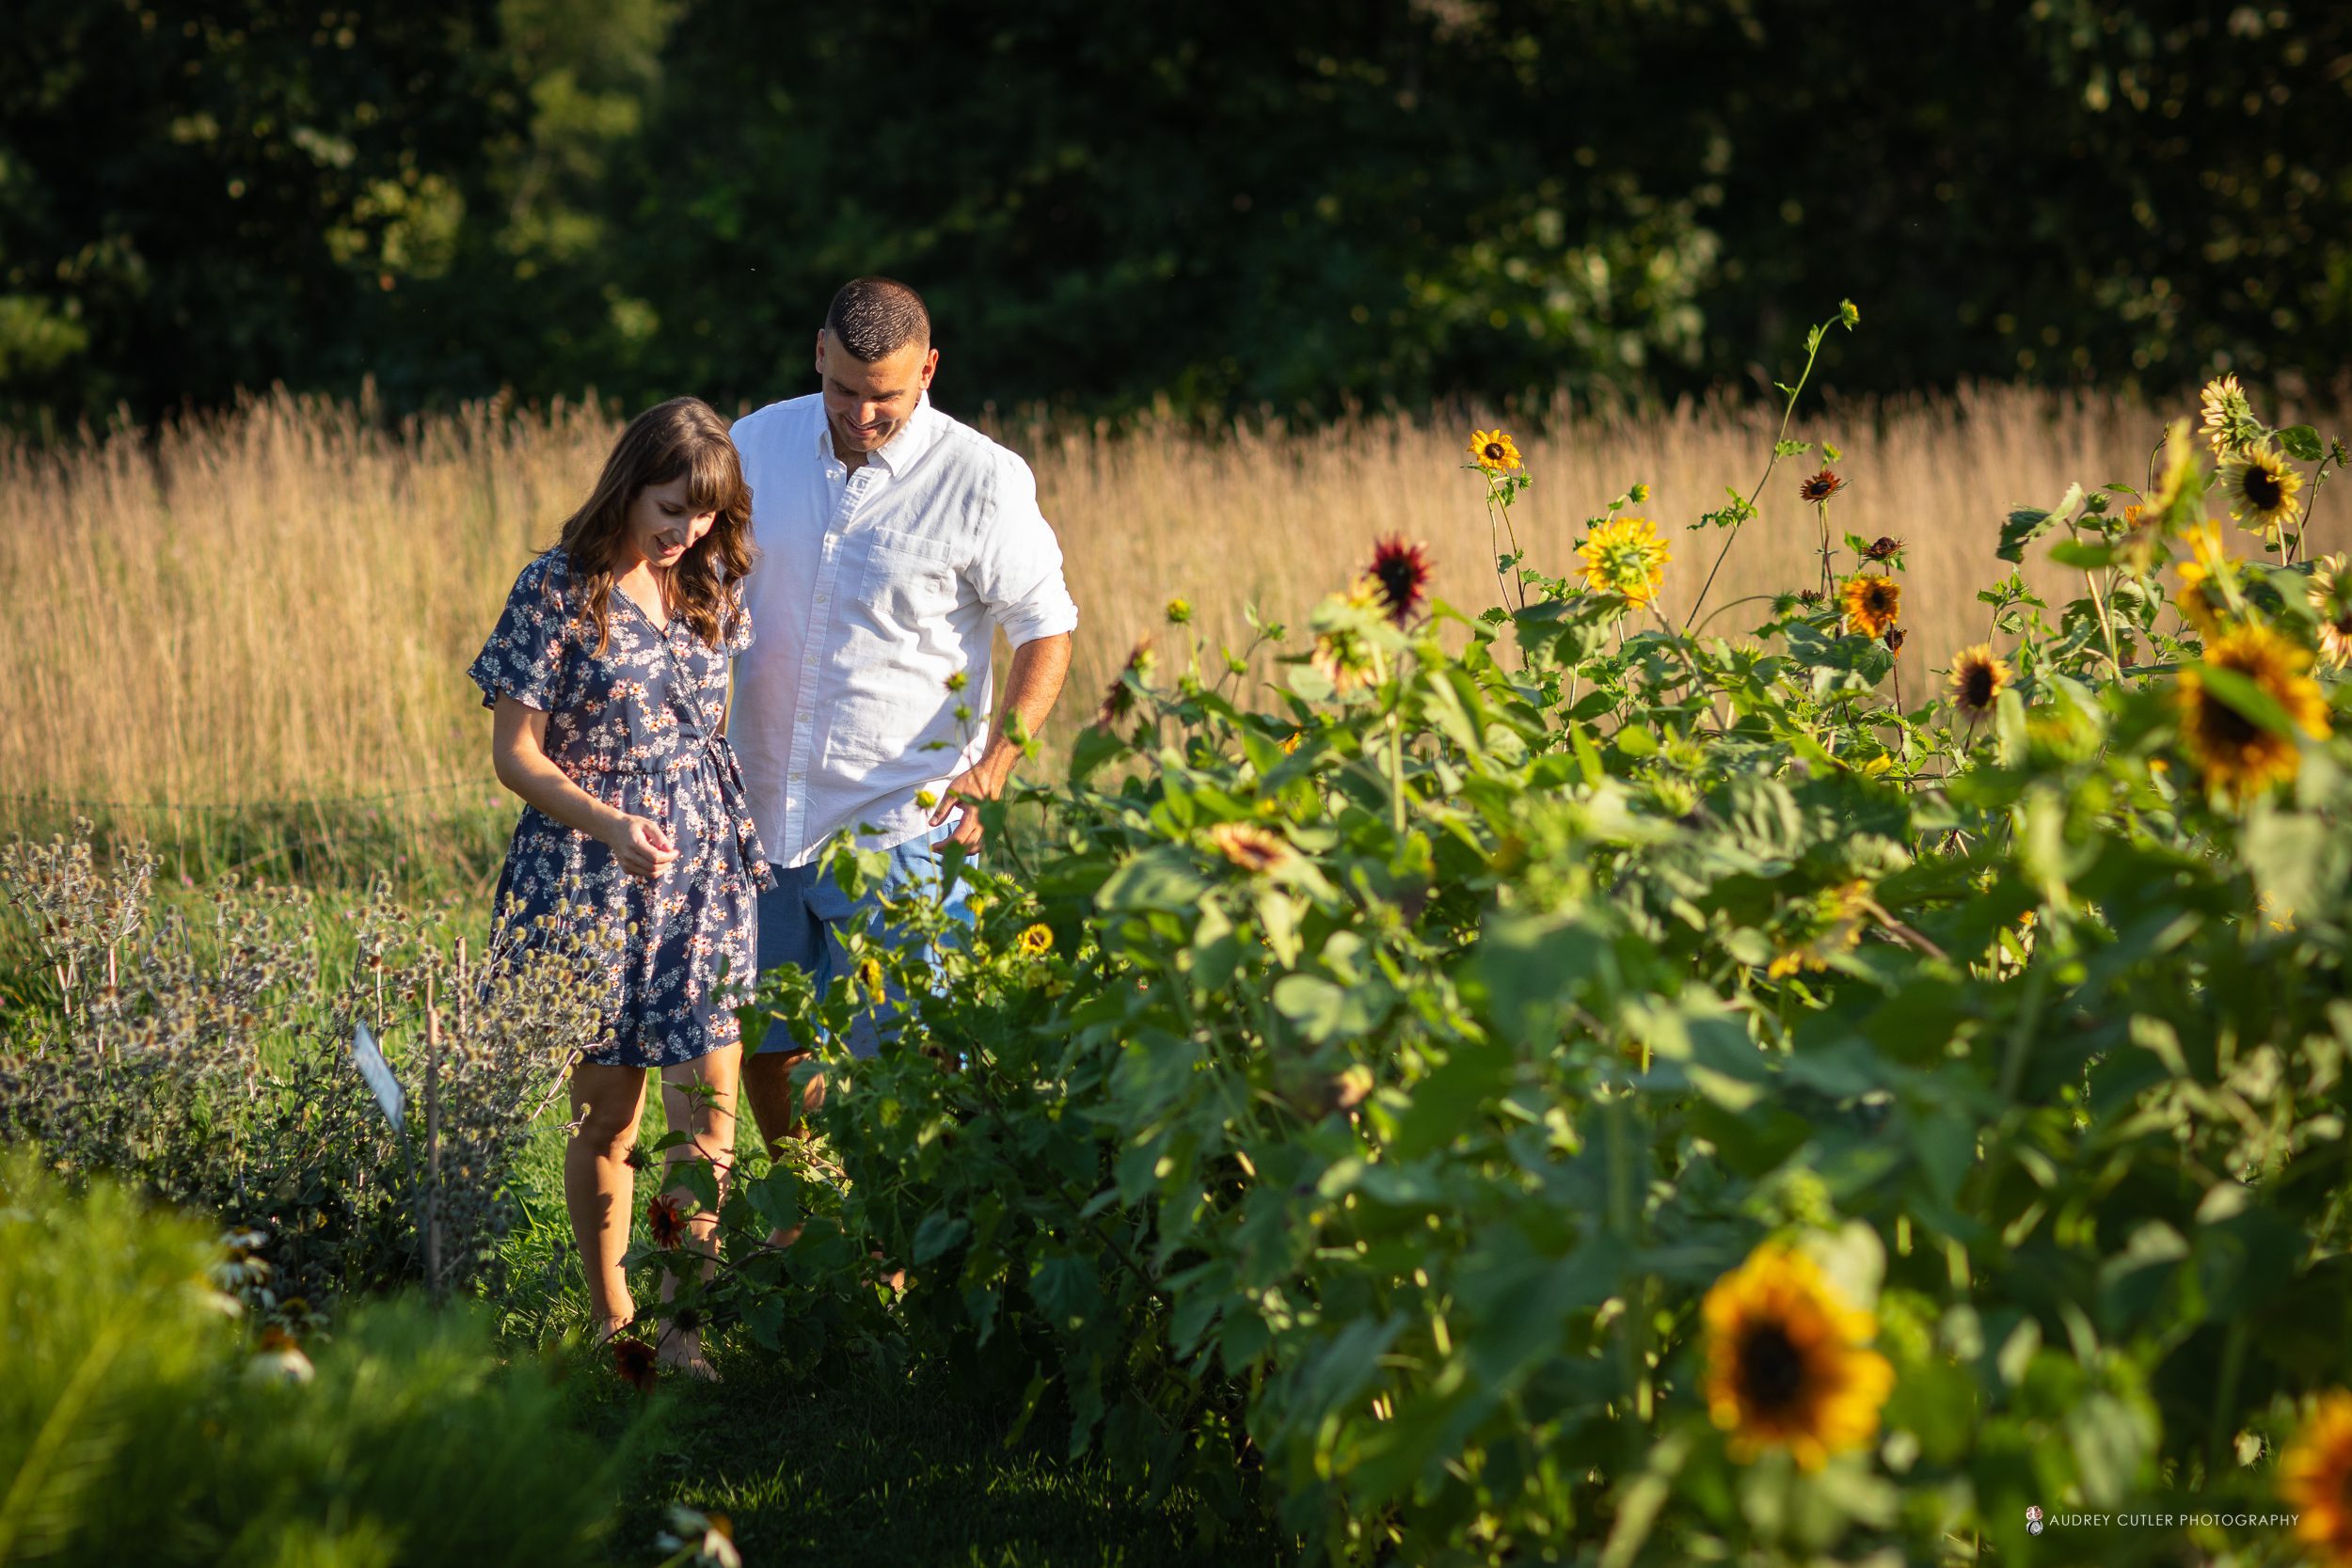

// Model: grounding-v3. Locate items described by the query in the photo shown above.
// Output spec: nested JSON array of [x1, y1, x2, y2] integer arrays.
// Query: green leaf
[[1998, 483, 2086, 562], [2280, 424, 2324, 463], [912, 1212, 971, 1266], [2047, 539, 2118, 569], [1094, 846, 1212, 912], [2193, 663, 2306, 740]]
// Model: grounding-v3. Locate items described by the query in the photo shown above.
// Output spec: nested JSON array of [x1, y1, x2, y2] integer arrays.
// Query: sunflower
[[647, 1193, 688, 1250], [2312, 555, 2352, 669], [1798, 469, 1845, 504], [1094, 635, 1156, 731], [1883, 626, 1906, 656], [1860, 535, 1901, 562], [1839, 574, 1901, 639], [1206, 821, 1295, 874], [2281, 1390, 2352, 1564], [1311, 578, 1383, 693], [1946, 643, 2011, 720], [2219, 444, 2304, 542], [1467, 428, 1522, 475], [1576, 515, 1672, 605], [2175, 623, 2331, 799], [1701, 1241, 1895, 1470], [612, 1336, 660, 1391], [1367, 536, 1436, 627], [2174, 519, 2234, 639], [2200, 372, 2257, 457], [1016, 923, 1055, 957]]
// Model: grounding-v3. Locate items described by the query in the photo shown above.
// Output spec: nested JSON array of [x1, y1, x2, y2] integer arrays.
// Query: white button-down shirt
[[729, 391, 1079, 867]]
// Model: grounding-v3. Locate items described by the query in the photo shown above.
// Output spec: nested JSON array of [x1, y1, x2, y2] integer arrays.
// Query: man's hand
[[929, 751, 1014, 849]]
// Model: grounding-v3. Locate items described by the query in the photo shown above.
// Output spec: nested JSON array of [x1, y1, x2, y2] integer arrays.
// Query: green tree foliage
[[2, 0, 2348, 421]]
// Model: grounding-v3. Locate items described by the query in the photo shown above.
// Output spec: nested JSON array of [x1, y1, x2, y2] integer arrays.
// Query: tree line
[[4, 0, 2347, 427]]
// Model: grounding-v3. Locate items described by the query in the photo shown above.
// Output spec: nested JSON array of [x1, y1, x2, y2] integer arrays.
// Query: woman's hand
[[605, 814, 679, 879]]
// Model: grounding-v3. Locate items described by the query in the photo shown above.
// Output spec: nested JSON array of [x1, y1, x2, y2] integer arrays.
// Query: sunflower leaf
[[2279, 424, 2323, 463], [2192, 664, 2304, 740], [1997, 483, 2086, 563]]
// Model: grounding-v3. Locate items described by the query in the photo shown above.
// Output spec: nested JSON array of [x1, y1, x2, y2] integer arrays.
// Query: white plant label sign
[[350, 1021, 405, 1128]]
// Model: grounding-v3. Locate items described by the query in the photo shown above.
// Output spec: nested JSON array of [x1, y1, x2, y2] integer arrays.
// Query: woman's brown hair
[[556, 397, 755, 653]]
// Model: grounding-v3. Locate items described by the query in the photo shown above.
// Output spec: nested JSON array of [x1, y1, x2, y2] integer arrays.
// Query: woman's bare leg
[[656, 1044, 740, 1379], [564, 1061, 650, 1338]]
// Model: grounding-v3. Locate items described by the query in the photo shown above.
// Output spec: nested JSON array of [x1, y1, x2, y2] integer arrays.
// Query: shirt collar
[[816, 391, 940, 476]]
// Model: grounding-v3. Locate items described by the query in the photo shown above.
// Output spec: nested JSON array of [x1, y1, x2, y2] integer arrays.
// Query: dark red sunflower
[[1366, 537, 1436, 627], [612, 1336, 659, 1391], [1799, 470, 1846, 504], [647, 1193, 688, 1250], [1861, 536, 1901, 562]]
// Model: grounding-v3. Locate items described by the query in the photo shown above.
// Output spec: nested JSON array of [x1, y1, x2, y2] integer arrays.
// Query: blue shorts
[[753, 824, 970, 1059]]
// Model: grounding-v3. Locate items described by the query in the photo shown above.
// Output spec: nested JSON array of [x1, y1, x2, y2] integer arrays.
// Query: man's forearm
[[977, 632, 1073, 785]]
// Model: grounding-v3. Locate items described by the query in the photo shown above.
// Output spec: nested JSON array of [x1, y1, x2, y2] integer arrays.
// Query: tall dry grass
[[2, 384, 2335, 873]]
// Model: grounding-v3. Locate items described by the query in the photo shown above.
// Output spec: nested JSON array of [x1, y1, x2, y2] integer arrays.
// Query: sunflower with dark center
[[2220, 444, 2303, 540], [612, 1336, 659, 1391], [1093, 634, 1155, 731], [1861, 535, 1901, 562], [646, 1193, 688, 1250], [1016, 923, 1055, 956], [1798, 469, 1845, 504], [1883, 626, 1905, 655], [2312, 556, 2352, 669], [2282, 1390, 2352, 1565], [1701, 1242, 1895, 1469], [1367, 537, 1435, 626], [1946, 643, 2011, 719], [1466, 428, 1521, 475], [1839, 574, 1900, 639], [2175, 623, 2331, 799]]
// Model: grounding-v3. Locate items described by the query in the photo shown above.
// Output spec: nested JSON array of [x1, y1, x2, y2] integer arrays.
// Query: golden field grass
[[2, 383, 2336, 880]]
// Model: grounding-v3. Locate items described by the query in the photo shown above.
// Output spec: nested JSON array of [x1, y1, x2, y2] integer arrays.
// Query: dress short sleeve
[[723, 593, 755, 657], [469, 551, 576, 712]]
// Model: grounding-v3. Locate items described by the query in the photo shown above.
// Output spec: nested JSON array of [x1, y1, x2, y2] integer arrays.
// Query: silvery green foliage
[[0, 823, 601, 1307]]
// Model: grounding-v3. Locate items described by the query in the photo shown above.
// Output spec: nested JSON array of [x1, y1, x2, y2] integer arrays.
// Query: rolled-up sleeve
[[971, 450, 1079, 647]]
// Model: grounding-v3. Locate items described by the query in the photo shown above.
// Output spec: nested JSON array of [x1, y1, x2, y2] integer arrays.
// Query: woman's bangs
[[676, 438, 745, 515]]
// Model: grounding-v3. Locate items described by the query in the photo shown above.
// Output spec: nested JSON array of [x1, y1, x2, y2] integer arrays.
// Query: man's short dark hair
[[825, 277, 930, 363]]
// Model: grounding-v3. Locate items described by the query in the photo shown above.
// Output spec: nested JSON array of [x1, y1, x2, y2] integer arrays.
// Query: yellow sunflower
[[1576, 515, 1672, 606], [2219, 444, 2304, 543], [2200, 372, 2255, 457], [2281, 1390, 2352, 1565], [1206, 821, 1295, 874], [1946, 643, 2011, 720], [2312, 555, 2352, 670], [2175, 623, 2331, 799], [1839, 574, 1901, 640], [1701, 1241, 1895, 1470], [1016, 923, 1055, 957], [2174, 519, 2233, 640], [1467, 428, 1522, 475]]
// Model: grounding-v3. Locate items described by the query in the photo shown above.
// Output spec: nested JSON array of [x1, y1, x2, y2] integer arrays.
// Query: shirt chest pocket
[[857, 527, 965, 626]]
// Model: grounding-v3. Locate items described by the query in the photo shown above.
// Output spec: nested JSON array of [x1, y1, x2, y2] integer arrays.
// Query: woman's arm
[[490, 697, 677, 879]]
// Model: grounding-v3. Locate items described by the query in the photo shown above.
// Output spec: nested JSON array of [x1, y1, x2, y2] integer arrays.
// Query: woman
[[469, 396, 768, 1379]]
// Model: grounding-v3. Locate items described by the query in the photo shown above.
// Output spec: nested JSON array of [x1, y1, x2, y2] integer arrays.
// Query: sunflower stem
[[1681, 310, 1839, 633]]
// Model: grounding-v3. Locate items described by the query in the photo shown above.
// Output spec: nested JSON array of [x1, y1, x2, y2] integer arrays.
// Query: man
[[729, 277, 1076, 1153]]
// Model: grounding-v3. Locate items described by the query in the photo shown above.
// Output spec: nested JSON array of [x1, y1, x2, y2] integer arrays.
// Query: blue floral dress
[[469, 549, 772, 1068]]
